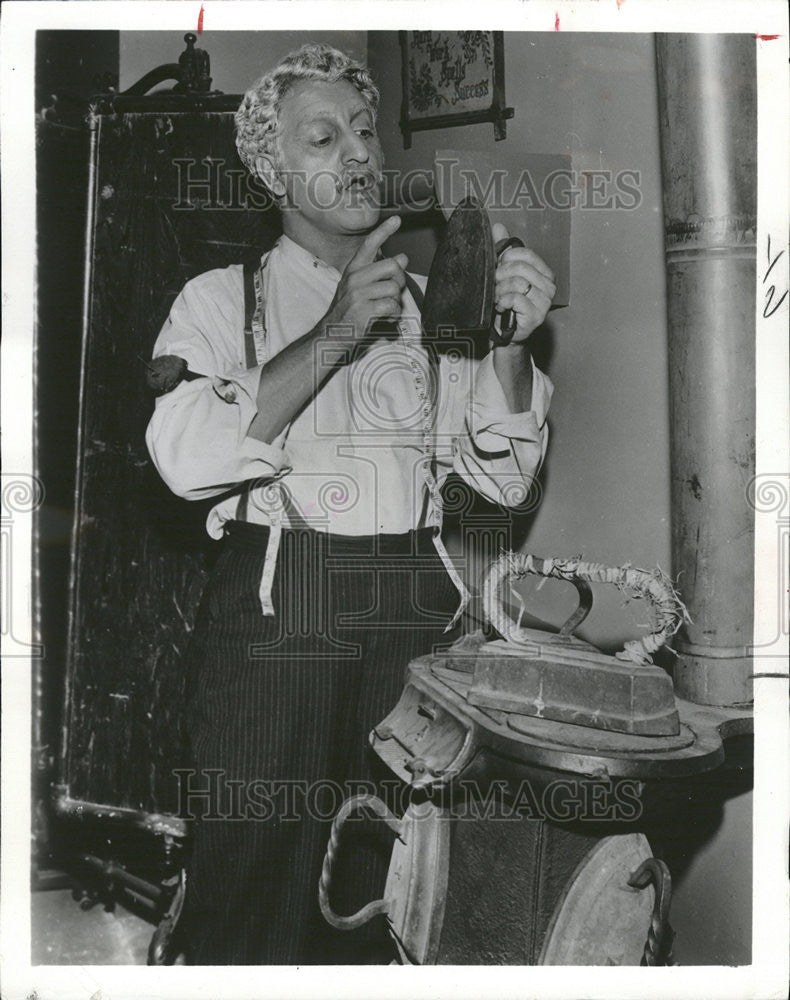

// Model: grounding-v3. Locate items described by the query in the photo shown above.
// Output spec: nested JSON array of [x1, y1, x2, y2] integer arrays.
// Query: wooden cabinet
[[38, 104, 280, 844]]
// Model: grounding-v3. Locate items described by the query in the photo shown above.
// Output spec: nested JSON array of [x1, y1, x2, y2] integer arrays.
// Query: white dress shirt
[[145, 235, 553, 541]]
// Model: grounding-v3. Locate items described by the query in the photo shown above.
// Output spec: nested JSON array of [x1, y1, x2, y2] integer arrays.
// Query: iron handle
[[628, 857, 676, 966], [318, 794, 402, 931], [491, 235, 525, 346]]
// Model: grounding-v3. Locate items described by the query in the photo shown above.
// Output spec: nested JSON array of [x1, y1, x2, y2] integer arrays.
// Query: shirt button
[[223, 388, 237, 403]]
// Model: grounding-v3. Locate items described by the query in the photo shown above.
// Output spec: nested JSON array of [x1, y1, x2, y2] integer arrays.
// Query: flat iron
[[365, 551, 723, 794], [468, 552, 689, 736], [420, 196, 523, 344]]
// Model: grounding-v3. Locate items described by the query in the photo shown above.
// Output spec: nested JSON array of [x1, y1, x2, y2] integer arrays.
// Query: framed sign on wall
[[399, 31, 514, 149]]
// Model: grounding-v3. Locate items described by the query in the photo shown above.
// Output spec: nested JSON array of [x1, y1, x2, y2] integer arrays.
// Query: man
[[146, 43, 555, 964]]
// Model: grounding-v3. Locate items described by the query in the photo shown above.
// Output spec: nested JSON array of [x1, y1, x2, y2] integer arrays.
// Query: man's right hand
[[249, 217, 409, 444], [320, 215, 409, 343]]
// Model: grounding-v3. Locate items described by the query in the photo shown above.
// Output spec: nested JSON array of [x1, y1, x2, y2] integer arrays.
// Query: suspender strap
[[404, 272, 425, 312], [237, 256, 264, 524], [397, 287, 472, 631], [238, 254, 467, 626], [243, 258, 258, 370], [236, 478, 251, 523], [239, 249, 291, 616]]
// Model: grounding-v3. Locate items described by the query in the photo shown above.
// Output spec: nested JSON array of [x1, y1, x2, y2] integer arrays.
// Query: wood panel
[[59, 112, 281, 818]]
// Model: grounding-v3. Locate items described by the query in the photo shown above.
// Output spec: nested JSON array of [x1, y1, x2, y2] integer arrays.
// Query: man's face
[[264, 78, 384, 237]]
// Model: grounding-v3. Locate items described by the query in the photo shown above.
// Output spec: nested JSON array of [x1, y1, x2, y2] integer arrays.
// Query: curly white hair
[[235, 43, 380, 174]]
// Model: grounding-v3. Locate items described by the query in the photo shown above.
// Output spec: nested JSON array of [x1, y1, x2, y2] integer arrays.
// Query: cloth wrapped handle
[[482, 551, 691, 665]]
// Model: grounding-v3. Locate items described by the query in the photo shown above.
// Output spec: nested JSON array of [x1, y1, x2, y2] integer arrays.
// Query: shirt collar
[[276, 234, 342, 278]]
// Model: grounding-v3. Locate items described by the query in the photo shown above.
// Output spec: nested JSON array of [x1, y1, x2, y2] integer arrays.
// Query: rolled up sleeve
[[452, 353, 553, 508], [145, 269, 290, 501], [147, 375, 290, 500]]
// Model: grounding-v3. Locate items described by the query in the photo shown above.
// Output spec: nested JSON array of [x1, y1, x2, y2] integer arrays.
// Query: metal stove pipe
[[655, 34, 757, 705]]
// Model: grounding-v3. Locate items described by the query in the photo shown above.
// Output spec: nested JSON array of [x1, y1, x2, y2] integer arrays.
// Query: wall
[[119, 30, 367, 94], [670, 780, 753, 964], [368, 30, 752, 966]]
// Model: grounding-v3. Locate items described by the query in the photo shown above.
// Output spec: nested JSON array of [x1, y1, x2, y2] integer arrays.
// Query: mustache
[[334, 170, 383, 194]]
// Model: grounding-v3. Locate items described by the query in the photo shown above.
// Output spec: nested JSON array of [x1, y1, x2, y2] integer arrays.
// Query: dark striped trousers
[[179, 520, 459, 964]]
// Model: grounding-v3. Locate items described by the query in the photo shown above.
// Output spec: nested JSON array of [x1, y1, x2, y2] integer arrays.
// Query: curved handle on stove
[[318, 794, 402, 931]]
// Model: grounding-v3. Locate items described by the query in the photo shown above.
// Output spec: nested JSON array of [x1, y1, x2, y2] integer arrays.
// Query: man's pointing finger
[[350, 214, 401, 269]]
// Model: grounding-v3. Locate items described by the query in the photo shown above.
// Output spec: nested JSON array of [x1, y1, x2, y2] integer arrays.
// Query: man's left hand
[[492, 222, 556, 344]]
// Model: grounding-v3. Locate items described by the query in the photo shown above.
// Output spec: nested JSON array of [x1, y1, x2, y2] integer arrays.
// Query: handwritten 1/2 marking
[[554, 12, 560, 31], [197, 4, 204, 34], [762, 235, 788, 320], [754, 34, 780, 41]]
